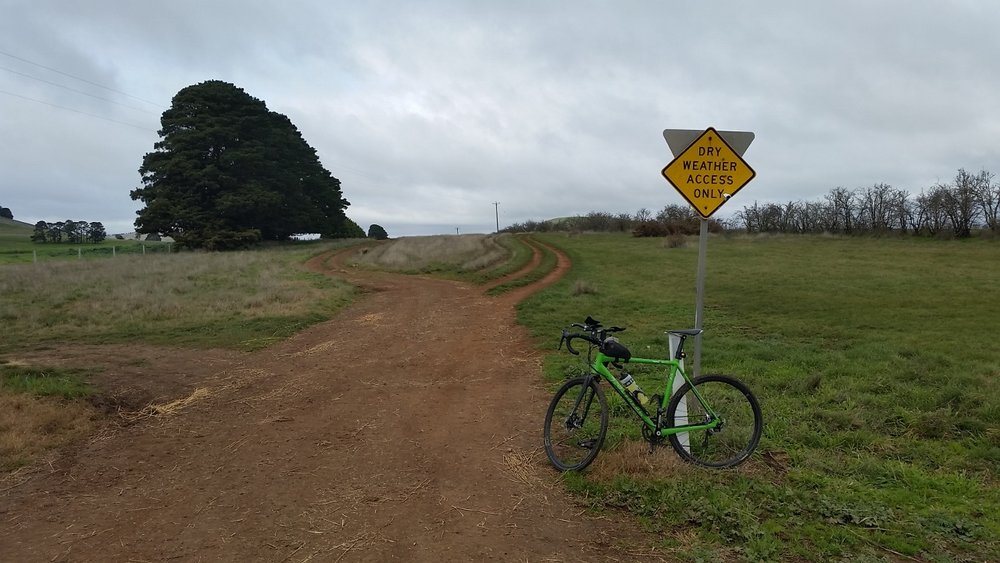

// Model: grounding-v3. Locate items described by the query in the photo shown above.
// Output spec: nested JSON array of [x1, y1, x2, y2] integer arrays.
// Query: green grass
[[466, 234, 535, 284], [0, 365, 94, 399], [0, 218, 33, 234], [520, 232, 1000, 562], [485, 237, 558, 296]]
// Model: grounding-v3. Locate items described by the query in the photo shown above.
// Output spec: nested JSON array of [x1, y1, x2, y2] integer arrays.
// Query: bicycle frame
[[586, 349, 721, 437]]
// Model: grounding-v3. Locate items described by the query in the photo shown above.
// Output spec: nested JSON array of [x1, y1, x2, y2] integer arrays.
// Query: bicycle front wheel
[[543, 376, 608, 471], [666, 374, 762, 468]]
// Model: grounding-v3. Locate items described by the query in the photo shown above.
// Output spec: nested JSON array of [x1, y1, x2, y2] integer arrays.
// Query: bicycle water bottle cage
[[600, 336, 631, 362]]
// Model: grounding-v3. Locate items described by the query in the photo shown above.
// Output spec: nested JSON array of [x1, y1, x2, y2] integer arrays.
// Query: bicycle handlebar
[[559, 331, 597, 355]]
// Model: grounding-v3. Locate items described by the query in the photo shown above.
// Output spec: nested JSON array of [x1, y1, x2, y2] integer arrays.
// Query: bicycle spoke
[[543, 377, 608, 471], [667, 374, 762, 468]]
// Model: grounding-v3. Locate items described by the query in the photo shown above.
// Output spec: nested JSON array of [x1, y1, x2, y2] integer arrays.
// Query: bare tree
[[825, 187, 856, 234], [613, 212, 633, 232], [944, 169, 981, 237], [737, 202, 760, 232], [890, 188, 912, 233], [920, 184, 952, 236], [857, 183, 900, 234], [780, 201, 801, 233], [972, 169, 999, 231]]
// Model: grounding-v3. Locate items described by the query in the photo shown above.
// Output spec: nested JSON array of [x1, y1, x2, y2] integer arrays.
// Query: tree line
[[504, 168, 999, 239], [502, 204, 721, 236], [736, 168, 999, 237], [31, 220, 107, 244]]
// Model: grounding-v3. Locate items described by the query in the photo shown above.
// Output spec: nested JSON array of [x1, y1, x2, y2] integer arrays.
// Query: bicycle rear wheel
[[543, 376, 608, 471], [665, 374, 762, 468]]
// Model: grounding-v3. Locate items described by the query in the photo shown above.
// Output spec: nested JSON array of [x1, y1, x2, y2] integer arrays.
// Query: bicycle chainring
[[642, 424, 666, 446]]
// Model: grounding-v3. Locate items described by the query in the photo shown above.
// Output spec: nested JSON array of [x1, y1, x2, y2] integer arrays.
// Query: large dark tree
[[31, 221, 47, 242], [87, 222, 107, 243], [0, 206, 12, 220], [131, 80, 349, 249], [367, 224, 389, 240], [322, 216, 366, 239]]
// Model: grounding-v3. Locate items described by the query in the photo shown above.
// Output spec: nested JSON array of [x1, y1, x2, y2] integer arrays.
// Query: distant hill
[[0, 217, 34, 235], [543, 216, 579, 227]]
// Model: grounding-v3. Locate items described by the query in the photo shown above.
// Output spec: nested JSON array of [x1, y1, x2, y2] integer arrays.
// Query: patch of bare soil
[[0, 241, 674, 562]]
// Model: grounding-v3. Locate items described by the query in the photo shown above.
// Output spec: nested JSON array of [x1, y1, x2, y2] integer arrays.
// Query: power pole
[[493, 201, 500, 233]]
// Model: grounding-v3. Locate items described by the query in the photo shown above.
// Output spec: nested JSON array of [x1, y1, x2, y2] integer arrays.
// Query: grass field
[[350, 233, 513, 275], [0, 238, 364, 470], [519, 232, 999, 561], [0, 241, 363, 354], [0, 217, 175, 264]]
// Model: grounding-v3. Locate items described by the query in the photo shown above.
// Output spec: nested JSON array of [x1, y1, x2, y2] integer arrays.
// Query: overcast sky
[[2, 1, 998, 236]]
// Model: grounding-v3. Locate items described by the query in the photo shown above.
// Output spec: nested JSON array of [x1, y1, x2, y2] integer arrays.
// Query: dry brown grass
[[0, 393, 96, 471], [350, 234, 508, 273], [587, 441, 686, 483], [119, 387, 212, 422], [0, 247, 353, 351]]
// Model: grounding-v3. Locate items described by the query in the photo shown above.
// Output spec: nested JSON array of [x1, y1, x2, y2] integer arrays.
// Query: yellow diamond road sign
[[661, 127, 756, 219]]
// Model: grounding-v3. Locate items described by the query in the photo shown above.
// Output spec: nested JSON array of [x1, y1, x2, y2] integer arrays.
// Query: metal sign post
[[693, 217, 709, 376], [662, 127, 755, 377]]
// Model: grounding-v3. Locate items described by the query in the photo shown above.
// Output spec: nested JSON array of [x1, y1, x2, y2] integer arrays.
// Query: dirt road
[[1, 242, 663, 562]]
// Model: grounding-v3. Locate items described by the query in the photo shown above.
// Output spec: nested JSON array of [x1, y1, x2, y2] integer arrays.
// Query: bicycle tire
[[543, 376, 608, 471], [665, 374, 762, 468]]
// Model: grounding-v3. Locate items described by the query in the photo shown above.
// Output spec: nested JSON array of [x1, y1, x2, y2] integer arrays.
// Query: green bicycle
[[543, 316, 762, 471]]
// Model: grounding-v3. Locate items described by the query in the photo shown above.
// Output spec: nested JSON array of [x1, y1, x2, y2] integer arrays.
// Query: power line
[[0, 64, 160, 115], [0, 88, 156, 132], [0, 49, 164, 108]]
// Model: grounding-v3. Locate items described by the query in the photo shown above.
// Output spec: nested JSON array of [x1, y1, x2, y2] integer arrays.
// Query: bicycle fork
[[566, 375, 599, 449]]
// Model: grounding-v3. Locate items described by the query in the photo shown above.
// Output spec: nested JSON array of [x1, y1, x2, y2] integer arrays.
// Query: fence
[[0, 244, 174, 264]]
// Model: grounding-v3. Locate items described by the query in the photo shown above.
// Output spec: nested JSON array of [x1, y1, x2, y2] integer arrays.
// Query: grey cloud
[[2, 1, 998, 236]]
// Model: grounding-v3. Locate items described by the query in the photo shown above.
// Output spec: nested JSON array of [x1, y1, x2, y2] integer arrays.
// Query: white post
[[142, 244, 146, 255], [113, 246, 116, 257], [33, 250, 37, 263], [77, 247, 82, 259], [668, 332, 690, 451]]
